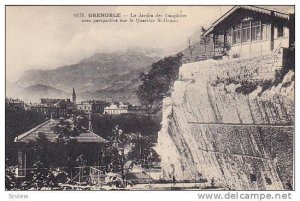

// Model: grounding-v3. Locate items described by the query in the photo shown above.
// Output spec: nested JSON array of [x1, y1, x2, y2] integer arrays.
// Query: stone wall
[[156, 54, 294, 190]]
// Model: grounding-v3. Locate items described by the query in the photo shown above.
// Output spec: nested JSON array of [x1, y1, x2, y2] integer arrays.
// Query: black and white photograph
[[4, 3, 295, 195]]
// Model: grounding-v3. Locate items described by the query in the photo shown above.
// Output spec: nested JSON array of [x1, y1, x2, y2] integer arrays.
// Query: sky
[[6, 5, 293, 82], [6, 6, 235, 82]]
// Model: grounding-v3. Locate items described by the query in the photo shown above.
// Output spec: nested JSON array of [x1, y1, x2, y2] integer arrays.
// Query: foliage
[[23, 133, 55, 189], [104, 124, 160, 182], [5, 109, 46, 166], [137, 53, 183, 114], [28, 134, 69, 189], [274, 45, 295, 85], [5, 167, 69, 190], [92, 113, 160, 141], [5, 164, 17, 190], [5, 134, 69, 190], [235, 82, 259, 95], [210, 46, 295, 96], [51, 117, 86, 139]]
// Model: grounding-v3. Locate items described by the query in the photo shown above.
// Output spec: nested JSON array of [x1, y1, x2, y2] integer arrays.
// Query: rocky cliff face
[[156, 54, 294, 190]]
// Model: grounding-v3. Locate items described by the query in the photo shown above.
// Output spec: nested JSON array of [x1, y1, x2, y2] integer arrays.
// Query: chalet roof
[[14, 119, 108, 144], [204, 5, 292, 36]]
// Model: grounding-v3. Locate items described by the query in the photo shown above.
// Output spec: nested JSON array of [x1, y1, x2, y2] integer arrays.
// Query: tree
[[137, 53, 183, 114], [5, 109, 46, 166], [51, 117, 86, 140]]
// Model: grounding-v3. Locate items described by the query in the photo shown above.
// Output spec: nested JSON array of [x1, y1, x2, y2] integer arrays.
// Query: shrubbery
[[92, 113, 161, 164], [137, 53, 183, 114], [210, 48, 295, 96]]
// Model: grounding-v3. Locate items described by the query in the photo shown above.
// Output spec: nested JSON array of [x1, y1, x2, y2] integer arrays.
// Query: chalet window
[[242, 21, 251, 43], [251, 21, 261, 41], [262, 24, 269, 40], [232, 24, 241, 44], [277, 25, 284, 38]]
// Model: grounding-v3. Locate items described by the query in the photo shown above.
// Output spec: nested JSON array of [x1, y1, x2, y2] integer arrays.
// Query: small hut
[[14, 117, 108, 177]]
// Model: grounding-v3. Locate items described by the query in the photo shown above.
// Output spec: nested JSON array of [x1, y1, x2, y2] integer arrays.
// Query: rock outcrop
[[156, 54, 294, 190]]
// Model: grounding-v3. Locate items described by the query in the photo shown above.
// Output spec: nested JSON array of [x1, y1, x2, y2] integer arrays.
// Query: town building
[[103, 103, 128, 115], [29, 98, 75, 118], [203, 6, 295, 58], [103, 102, 145, 115], [76, 100, 110, 114], [5, 98, 25, 111]]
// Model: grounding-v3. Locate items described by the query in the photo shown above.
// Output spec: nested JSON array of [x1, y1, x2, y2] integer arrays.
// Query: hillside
[[17, 49, 161, 103], [19, 84, 69, 102]]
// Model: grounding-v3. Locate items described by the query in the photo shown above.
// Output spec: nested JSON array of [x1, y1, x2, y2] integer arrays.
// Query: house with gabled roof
[[14, 117, 108, 177], [203, 6, 295, 58]]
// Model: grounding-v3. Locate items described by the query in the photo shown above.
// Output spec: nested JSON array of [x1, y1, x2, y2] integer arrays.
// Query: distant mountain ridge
[[19, 84, 69, 102], [16, 48, 162, 104]]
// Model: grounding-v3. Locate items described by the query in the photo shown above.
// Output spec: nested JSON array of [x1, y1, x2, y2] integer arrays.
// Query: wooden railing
[[182, 49, 224, 63]]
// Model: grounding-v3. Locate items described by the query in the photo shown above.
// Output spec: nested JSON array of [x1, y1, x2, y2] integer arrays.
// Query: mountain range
[[9, 48, 162, 103]]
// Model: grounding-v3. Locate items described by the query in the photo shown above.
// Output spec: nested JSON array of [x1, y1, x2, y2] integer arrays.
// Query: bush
[[235, 82, 258, 95], [137, 53, 183, 114], [92, 113, 160, 141]]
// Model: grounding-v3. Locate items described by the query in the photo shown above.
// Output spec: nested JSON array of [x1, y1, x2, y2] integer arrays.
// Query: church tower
[[72, 87, 76, 104]]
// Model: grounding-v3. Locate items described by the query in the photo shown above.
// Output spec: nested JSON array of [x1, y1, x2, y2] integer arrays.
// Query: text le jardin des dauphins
[[73, 11, 187, 23]]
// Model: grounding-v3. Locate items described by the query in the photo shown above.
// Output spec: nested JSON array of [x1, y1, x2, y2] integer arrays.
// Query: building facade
[[204, 6, 295, 58], [103, 102, 145, 115], [76, 100, 109, 114], [103, 103, 128, 115], [29, 98, 75, 118]]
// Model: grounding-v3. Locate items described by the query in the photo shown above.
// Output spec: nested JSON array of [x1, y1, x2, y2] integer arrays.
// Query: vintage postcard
[[5, 5, 295, 193]]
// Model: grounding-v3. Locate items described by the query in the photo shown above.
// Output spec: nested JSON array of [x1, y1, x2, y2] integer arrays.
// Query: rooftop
[[204, 5, 293, 36], [14, 119, 108, 144]]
